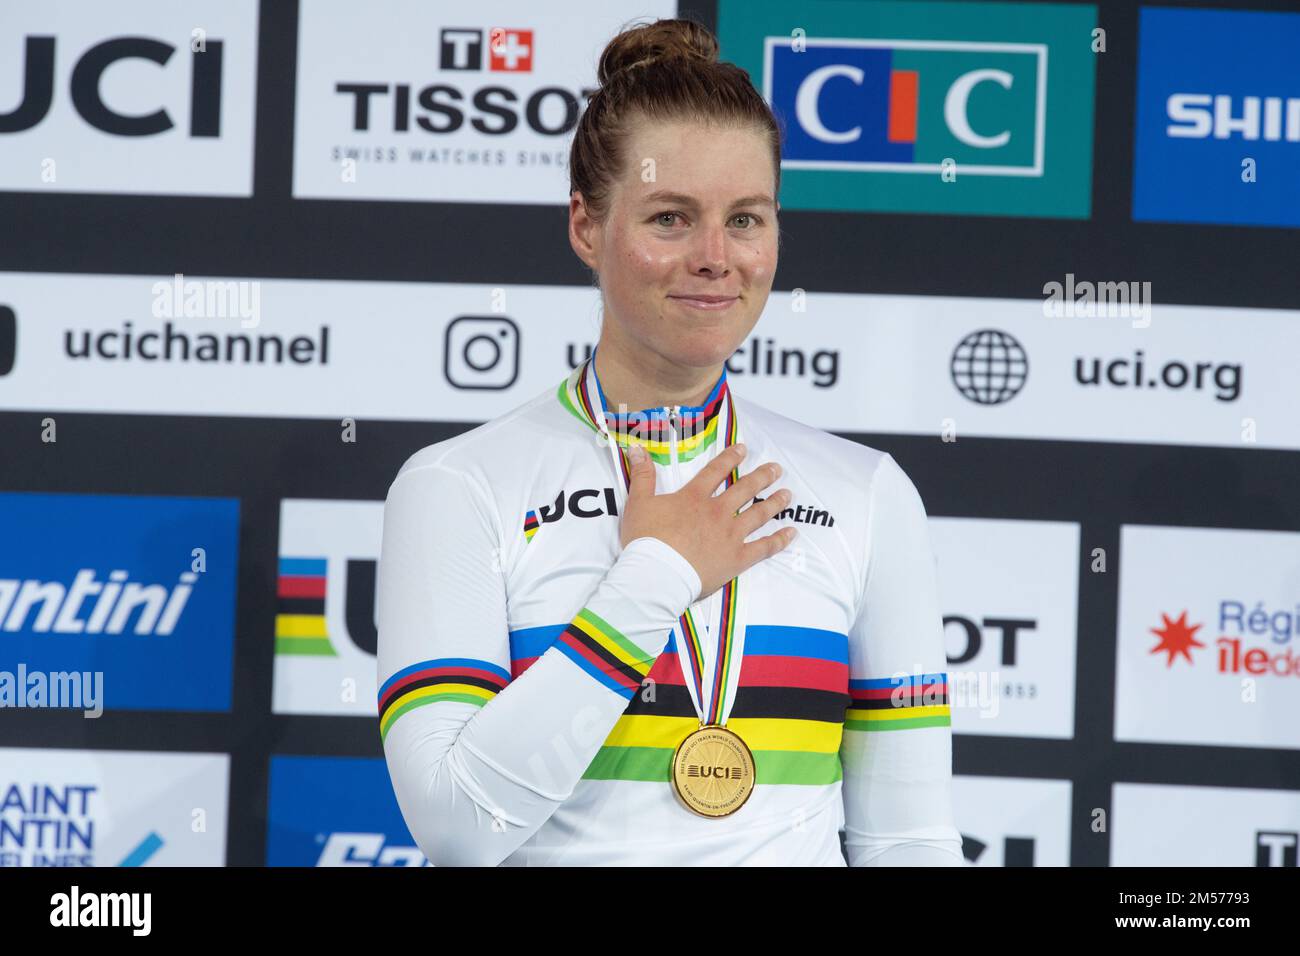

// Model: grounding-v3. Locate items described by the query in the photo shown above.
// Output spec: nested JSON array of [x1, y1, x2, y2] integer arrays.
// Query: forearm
[[840, 721, 964, 868], [849, 839, 965, 866], [380, 536, 700, 866]]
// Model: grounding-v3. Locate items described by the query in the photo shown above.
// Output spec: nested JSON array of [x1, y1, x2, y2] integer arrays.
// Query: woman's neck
[[592, 340, 723, 415]]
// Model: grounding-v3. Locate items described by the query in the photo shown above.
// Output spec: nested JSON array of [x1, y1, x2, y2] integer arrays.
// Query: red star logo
[[1149, 610, 1205, 667]]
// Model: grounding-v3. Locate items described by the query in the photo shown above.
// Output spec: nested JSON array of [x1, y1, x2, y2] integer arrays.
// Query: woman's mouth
[[668, 294, 739, 311]]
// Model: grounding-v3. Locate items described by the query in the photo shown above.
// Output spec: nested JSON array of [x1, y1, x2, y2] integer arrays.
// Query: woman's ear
[[569, 190, 601, 272]]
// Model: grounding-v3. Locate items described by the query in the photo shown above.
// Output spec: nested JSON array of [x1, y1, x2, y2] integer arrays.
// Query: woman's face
[[570, 118, 779, 371]]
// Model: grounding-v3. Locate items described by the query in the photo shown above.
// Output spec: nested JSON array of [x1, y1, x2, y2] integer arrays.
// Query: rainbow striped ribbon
[[559, 354, 748, 727]]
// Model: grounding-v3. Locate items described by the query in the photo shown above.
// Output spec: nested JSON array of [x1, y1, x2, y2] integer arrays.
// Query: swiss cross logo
[[488, 28, 533, 72]]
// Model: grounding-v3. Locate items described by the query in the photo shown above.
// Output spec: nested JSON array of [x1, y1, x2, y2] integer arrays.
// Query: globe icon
[[950, 329, 1029, 405]]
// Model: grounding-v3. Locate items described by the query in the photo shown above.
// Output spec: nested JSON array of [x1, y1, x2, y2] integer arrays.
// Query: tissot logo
[[1, 36, 223, 137], [334, 26, 588, 137], [294, 6, 636, 202], [0, 306, 15, 376], [439, 28, 535, 72]]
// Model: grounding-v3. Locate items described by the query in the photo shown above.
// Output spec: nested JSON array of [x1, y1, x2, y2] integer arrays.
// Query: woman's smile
[[668, 294, 740, 311]]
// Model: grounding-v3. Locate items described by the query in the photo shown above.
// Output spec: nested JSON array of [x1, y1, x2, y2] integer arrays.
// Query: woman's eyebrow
[[640, 189, 776, 210]]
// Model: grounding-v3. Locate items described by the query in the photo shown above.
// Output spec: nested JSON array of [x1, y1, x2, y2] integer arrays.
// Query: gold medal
[[671, 723, 755, 818]]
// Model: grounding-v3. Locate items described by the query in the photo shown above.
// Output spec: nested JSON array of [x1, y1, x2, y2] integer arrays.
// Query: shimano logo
[[1167, 93, 1300, 142], [317, 833, 430, 867], [0, 569, 197, 635]]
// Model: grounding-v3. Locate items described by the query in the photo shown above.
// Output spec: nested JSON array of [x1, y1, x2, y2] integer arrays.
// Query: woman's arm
[[376, 458, 700, 866], [839, 453, 965, 867]]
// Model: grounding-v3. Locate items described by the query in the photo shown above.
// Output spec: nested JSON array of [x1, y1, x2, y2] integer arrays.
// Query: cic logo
[[0, 306, 15, 376]]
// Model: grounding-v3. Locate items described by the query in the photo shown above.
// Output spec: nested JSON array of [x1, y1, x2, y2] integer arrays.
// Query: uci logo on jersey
[[522, 487, 619, 542]]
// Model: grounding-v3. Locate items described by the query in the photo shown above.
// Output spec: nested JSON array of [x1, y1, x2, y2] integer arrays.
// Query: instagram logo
[[443, 316, 519, 390]]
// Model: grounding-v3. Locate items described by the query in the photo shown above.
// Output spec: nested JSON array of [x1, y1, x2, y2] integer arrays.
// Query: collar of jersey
[[557, 347, 729, 465]]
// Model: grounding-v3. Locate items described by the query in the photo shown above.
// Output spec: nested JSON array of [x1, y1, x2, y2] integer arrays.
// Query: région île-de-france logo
[[1149, 610, 1206, 666], [1150, 604, 1300, 677]]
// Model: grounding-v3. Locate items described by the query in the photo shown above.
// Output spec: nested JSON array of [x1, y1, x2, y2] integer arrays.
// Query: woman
[[376, 17, 962, 866]]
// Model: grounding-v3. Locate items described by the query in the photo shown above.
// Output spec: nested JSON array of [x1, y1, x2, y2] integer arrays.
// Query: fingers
[[737, 526, 796, 575], [686, 442, 748, 498], [716, 458, 782, 515], [732, 485, 791, 539], [624, 442, 656, 499]]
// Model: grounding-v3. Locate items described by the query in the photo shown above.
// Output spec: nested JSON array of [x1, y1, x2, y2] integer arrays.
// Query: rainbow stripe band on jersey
[[580, 623, 851, 785], [556, 357, 729, 466], [378, 657, 510, 742], [844, 674, 952, 731], [554, 607, 657, 700]]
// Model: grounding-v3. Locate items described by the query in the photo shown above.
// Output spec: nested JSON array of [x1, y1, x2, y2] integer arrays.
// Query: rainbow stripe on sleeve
[[554, 607, 656, 700], [377, 657, 510, 742], [844, 673, 951, 731]]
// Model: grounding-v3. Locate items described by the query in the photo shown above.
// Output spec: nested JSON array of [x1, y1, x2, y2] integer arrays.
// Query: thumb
[[625, 443, 655, 499]]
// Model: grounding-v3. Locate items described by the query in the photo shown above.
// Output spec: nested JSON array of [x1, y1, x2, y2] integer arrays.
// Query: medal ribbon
[[559, 355, 750, 727]]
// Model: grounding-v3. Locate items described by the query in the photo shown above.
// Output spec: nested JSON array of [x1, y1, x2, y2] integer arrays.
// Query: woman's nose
[[690, 223, 729, 274]]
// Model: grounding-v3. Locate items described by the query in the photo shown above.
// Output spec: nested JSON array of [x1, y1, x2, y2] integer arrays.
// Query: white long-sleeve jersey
[[375, 351, 963, 866]]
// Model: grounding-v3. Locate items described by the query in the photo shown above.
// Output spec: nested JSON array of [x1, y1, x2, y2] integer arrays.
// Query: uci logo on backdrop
[[722, 0, 1097, 218], [274, 499, 383, 717], [0, 1, 258, 195]]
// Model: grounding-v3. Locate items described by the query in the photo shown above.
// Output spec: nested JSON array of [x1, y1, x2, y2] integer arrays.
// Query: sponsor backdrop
[[1, 0, 1297, 867]]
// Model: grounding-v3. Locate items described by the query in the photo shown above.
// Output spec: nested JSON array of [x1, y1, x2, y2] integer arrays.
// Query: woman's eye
[[654, 212, 760, 228]]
